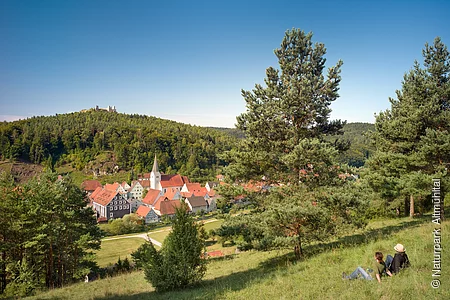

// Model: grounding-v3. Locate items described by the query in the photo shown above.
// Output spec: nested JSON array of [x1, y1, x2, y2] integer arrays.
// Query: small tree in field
[[132, 202, 206, 292]]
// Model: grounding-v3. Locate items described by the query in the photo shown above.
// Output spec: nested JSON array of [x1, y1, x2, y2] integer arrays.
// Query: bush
[[132, 202, 206, 292], [105, 213, 145, 235]]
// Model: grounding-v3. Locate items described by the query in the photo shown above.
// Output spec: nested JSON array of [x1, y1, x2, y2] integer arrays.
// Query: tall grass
[[28, 216, 448, 300]]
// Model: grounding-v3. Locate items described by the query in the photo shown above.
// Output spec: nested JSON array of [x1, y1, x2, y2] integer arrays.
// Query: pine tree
[[219, 29, 368, 258], [132, 201, 206, 291], [367, 37, 450, 217], [225, 28, 346, 185]]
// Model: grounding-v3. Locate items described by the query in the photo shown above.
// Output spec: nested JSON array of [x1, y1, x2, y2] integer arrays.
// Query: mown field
[[28, 215, 448, 300], [96, 219, 224, 267], [96, 238, 147, 267]]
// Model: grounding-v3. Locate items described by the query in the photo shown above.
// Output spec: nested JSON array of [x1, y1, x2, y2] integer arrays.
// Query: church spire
[[150, 154, 161, 190], [152, 154, 159, 173]]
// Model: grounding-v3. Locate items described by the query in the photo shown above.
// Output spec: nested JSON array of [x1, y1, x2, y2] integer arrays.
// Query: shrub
[[132, 202, 206, 292]]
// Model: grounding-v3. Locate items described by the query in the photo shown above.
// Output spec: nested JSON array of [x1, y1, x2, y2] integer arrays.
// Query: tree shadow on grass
[[304, 216, 429, 258], [92, 215, 437, 300], [93, 253, 294, 300]]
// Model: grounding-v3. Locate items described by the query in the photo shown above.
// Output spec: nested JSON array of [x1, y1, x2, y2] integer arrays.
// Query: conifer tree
[[219, 29, 369, 258], [132, 202, 206, 292], [367, 37, 450, 217], [225, 28, 346, 185]]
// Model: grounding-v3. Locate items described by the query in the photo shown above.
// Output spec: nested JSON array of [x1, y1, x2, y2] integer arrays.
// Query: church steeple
[[150, 154, 161, 190], [152, 154, 159, 173]]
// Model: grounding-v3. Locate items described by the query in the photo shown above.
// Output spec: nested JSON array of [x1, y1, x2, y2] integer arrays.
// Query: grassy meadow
[[28, 214, 448, 300], [95, 238, 147, 267], [95, 219, 224, 267]]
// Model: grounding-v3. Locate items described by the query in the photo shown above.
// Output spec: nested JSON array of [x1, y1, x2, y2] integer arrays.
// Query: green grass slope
[[27, 216, 448, 300]]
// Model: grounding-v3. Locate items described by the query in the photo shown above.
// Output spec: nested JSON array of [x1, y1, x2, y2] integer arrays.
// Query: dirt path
[[102, 218, 219, 247], [103, 233, 162, 247]]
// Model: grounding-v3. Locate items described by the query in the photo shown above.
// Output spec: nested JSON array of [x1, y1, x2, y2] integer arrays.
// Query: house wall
[[191, 205, 207, 214], [129, 184, 144, 200], [207, 199, 217, 212], [106, 195, 131, 220], [145, 210, 160, 224]]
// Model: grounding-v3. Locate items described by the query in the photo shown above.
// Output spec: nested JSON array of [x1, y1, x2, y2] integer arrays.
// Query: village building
[[81, 180, 102, 195], [181, 182, 202, 193], [127, 180, 145, 210], [136, 205, 159, 224], [185, 195, 208, 214], [205, 181, 218, 192], [137, 156, 190, 192], [90, 187, 131, 221]]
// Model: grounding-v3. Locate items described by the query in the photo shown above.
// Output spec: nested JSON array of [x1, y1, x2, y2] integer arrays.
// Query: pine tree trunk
[[409, 195, 414, 218], [404, 197, 409, 217], [294, 241, 303, 259], [1, 249, 6, 293]]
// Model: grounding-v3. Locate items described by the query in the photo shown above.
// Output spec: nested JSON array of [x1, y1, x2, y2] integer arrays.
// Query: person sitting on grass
[[385, 243, 410, 274], [343, 252, 393, 283]]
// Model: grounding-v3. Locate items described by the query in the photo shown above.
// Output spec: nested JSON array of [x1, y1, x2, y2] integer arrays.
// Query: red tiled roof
[[161, 174, 188, 188], [91, 189, 118, 206], [81, 180, 102, 192], [207, 250, 224, 257], [105, 183, 120, 191], [208, 189, 216, 197], [140, 180, 150, 188], [192, 187, 209, 197], [136, 205, 151, 218], [89, 186, 103, 201], [160, 199, 183, 215], [142, 189, 162, 206], [121, 181, 130, 189], [153, 197, 162, 210], [180, 191, 193, 198], [184, 183, 202, 192], [138, 173, 151, 180], [164, 188, 181, 200]]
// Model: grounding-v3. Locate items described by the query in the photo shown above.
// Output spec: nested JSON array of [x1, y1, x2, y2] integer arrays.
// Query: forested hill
[[330, 122, 375, 167], [0, 111, 237, 181]]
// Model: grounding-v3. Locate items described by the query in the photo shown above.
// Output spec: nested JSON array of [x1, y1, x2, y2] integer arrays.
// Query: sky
[[1, 0, 449, 128]]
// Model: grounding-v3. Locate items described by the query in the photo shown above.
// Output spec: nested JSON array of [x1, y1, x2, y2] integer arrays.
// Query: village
[[82, 155, 222, 224]]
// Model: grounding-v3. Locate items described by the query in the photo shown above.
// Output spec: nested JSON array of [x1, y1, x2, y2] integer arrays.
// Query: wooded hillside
[[0, 111, 237, 181]]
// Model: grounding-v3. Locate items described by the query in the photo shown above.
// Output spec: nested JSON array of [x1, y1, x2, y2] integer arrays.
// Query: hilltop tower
[[150, 154, 161, 190]]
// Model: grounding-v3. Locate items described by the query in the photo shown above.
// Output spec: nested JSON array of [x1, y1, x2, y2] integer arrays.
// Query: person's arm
[[376, 273, 381, 283], [386, 270, 393, 277], [404, 254, 410, 268]]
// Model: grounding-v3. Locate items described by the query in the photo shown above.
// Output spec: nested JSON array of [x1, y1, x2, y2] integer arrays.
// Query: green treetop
[[367, 37, 450, 217], [226, 28, 346, 185]]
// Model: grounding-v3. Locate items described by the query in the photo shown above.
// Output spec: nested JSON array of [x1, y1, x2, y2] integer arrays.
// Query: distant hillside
[[0, 160, 43, 183], [0, 111, 237, 182], [209, 127, 245, 139], [213, 122, 376, 168], [329, 122, 375, 167], [0, 116, 374, 184]]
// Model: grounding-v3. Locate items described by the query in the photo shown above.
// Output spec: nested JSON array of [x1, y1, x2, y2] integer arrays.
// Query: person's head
[[375, 252, 383, 262], [394, 244, 406, 253]]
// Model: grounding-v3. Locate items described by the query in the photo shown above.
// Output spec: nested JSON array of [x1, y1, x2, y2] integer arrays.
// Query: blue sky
[[1, 0, 449, 127]]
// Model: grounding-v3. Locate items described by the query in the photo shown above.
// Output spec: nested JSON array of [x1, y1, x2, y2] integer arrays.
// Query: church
[[137, 155, 190, 193]]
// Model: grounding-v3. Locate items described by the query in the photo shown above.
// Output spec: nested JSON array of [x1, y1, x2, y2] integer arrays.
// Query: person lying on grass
[[343, 252, 393, 283]]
